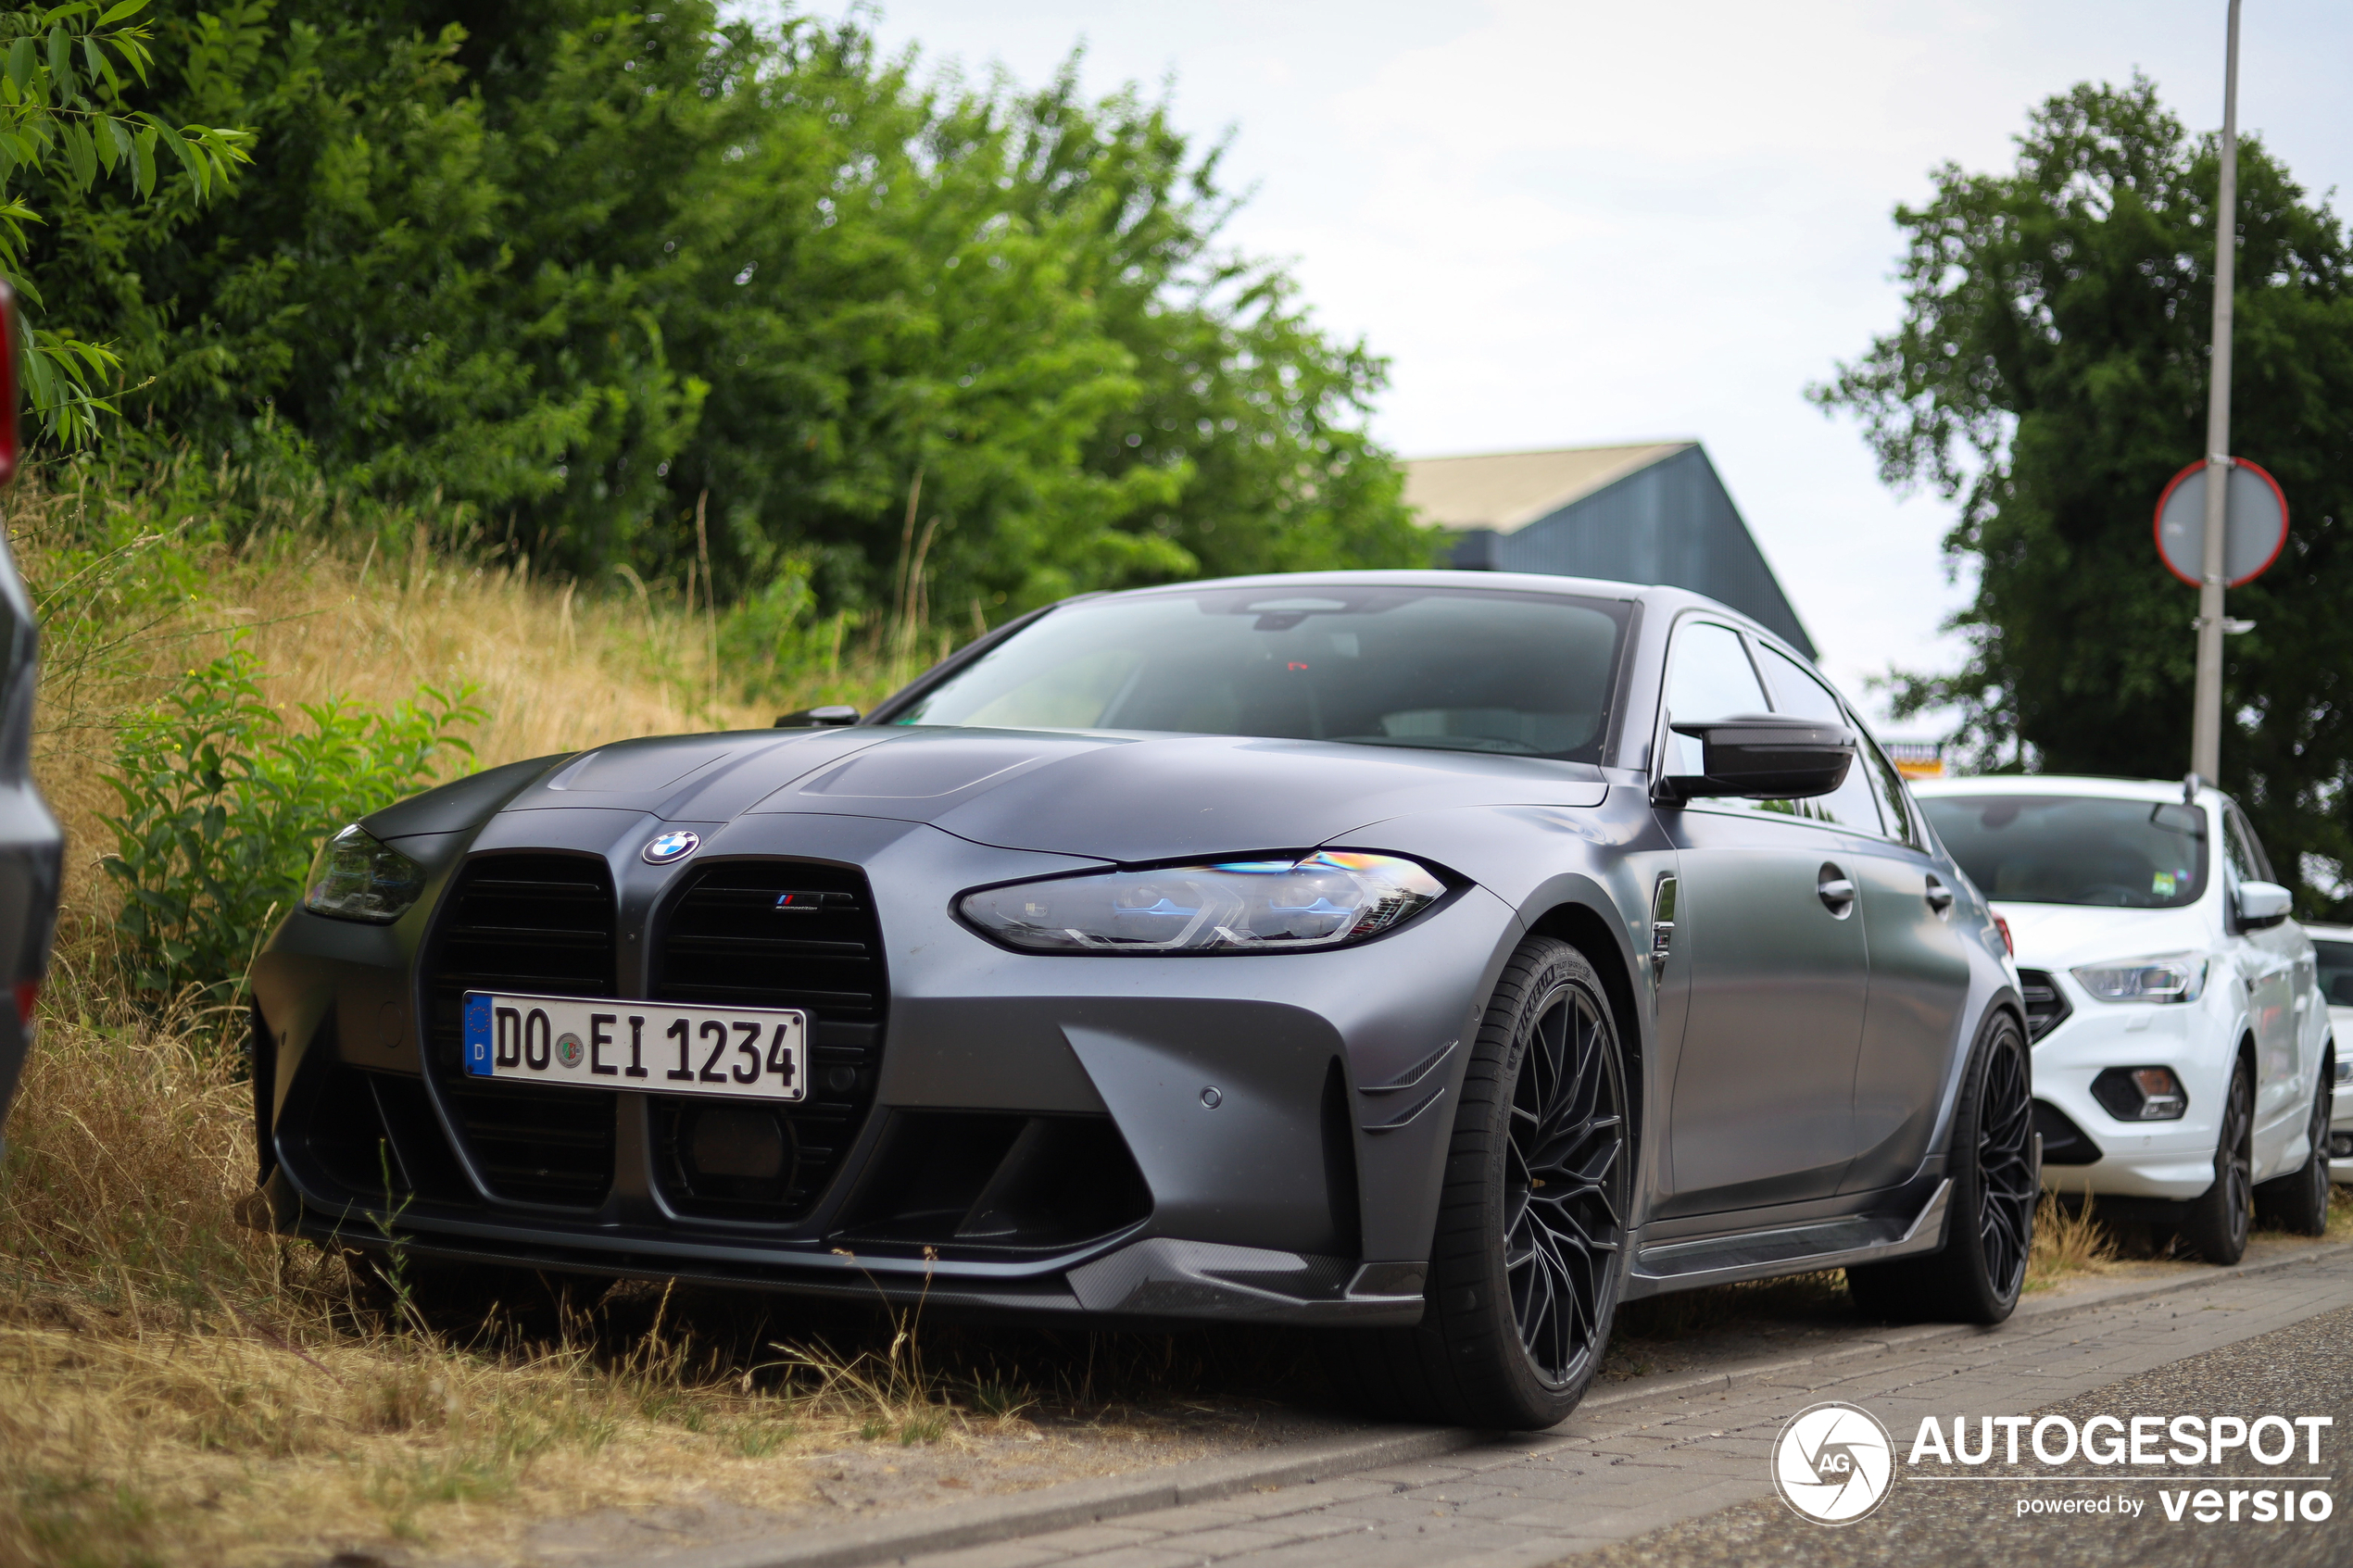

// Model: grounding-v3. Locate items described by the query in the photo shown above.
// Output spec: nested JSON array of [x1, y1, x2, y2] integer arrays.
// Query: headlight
[[2070, 954, 2208, 1004], [302, 824, 426, 923], [958, 851, 1448, 954]]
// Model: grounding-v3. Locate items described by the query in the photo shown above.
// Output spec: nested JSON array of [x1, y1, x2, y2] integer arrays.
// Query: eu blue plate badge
[[464, 992, 494, 1073]]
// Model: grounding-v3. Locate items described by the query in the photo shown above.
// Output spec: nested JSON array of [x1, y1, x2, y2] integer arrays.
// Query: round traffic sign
[[2154, 458, 2288, 588]]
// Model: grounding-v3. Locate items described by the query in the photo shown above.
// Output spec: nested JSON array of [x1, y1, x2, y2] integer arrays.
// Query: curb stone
[[647, 1238, 2353, 1568]]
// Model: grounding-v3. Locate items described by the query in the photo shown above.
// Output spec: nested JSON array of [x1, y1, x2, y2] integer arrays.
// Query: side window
[[2225, 807, 2274, 884], [1752, 644, 1887, 836], [1662, 621, 1770, 776], [2219, 809, 2248, 884], [1856, 731, 1922, 849]]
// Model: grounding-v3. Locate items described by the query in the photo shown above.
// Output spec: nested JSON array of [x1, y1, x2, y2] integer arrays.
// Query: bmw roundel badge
[[642, 829, 700, 864]]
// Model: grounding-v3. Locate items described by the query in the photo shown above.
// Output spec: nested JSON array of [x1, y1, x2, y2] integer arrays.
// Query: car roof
[[2303, 922, 2353, 941], [1090, 570, 1797, 651], [1910, 773, 2225, 807], [1100, 568, 1646, 604]]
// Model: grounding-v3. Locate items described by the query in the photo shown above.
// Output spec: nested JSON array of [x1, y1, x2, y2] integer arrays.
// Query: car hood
[[460, 724, 1610, 865], [1991, 899, 2218, 970]]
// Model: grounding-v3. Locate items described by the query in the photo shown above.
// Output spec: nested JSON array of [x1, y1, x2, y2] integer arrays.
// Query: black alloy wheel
[[2182, 1056, 2255, 1264], [1324, 936, 1629, 1429], [1847, 1011, 2033, 1323], [2256, 1050, 2334, 1236], [1503, 965, 1628, 1385], [1973, 1017, 2037, 1296]]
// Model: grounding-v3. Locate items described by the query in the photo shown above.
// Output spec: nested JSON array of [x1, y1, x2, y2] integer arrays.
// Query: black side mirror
[[775, 705, 861, 728], [1660, 714, 1855, 803]]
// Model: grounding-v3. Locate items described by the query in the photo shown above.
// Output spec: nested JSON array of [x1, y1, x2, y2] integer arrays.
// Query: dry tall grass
[[2023, 1191, 2119, 1290]]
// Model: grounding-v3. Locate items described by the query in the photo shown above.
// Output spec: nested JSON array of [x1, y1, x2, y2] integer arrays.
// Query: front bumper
[[260, 1170, 1430, 1324], [252, 814, 1527, 1325], [2028, 985, 2227, 1203]]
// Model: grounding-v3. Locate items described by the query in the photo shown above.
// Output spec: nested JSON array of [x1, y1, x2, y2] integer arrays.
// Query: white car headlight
[[303, 824, 427, 923], [959, 851, 1448, 954], [2070, 954, 2208, 1004]]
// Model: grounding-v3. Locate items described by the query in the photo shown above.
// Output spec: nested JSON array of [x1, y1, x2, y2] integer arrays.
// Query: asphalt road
[[1579, 1301, 2353, 1568]]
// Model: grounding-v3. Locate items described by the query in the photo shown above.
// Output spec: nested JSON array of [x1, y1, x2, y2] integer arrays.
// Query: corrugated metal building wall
[[1423, 444, 1815, 659]]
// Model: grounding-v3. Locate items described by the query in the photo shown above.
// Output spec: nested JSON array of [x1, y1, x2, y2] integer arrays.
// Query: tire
[[1845, 1010, 2034, 1325], [2255, 1049, 2334, 1237], [1323, 936, 1629, 1429], [2179, 1055, 2255, 1264]]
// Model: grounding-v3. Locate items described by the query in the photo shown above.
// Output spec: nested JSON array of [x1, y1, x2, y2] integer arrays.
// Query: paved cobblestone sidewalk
[[891, 1252, 2353, 1568]]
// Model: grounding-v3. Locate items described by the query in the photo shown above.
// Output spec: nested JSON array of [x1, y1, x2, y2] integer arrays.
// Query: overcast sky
[[787, 2, 2353, 731]]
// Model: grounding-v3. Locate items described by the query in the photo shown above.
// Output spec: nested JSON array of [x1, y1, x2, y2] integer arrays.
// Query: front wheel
[[1324, 937, 1629, 1429], [2179, 1056, 2255, 1264], [1846, 1010, 2034, 1323]]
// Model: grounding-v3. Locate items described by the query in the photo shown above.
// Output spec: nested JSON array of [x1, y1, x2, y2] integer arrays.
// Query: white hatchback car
[[2302, 922, 2353, 1182], [1912, 776, 2334, 1262]]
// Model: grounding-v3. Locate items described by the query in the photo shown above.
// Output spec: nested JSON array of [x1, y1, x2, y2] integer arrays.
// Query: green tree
[[1815, 77, 2353, 917], [27, 2, 1429, 621], [0, 0, 246, 443]]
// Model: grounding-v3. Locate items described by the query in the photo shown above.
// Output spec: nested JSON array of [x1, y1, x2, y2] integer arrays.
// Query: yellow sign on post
[[1885, 742, 1944, 781]]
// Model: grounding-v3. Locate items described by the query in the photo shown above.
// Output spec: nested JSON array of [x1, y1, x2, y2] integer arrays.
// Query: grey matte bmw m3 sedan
[[252, 571, 2032, 1428]]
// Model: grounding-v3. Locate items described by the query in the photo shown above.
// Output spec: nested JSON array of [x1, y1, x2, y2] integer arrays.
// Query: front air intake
[[422, 854, 620, 1208], [650, 859, 887, 1222]]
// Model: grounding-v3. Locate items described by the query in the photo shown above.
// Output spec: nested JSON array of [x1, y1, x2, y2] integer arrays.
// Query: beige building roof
[[1403, 442, 1694, 534]]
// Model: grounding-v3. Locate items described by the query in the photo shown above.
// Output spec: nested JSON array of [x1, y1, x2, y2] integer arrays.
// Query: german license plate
[[461, 991, 806, 1101]]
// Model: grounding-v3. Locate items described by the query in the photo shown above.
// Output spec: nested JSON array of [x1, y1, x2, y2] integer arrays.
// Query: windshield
[[891, 585, 1629, 761], [2315, 939, 2353, 1010], [1918, 794, 2209, 909]]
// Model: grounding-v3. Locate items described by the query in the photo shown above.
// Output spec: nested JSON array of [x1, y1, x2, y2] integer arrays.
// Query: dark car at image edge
[[0, 279, 64, 1155], [251, 570, 2032, 1428]]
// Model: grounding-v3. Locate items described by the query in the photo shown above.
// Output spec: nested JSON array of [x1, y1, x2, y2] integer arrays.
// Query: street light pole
[[2191, 0, 2241, 785]]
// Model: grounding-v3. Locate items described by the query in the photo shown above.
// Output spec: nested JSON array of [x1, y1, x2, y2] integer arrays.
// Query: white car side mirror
[[2237, 880, 2293, 927]]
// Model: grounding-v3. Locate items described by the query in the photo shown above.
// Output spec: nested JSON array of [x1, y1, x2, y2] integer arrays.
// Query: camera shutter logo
[[1771, 1401, 1896, 1524]]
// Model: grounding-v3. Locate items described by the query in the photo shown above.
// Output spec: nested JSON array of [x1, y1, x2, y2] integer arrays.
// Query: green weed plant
[[97, 640, 481, 1004]]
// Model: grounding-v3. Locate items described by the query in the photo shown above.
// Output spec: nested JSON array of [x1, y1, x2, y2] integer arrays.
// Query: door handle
[[1818, 862, 1856, 918], [1926, 873, 1955, 915]]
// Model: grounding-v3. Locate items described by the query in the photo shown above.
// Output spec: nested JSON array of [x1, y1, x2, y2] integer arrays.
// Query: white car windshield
[[1919, 794, 2208, 909], [892, 586, 1629, 762]]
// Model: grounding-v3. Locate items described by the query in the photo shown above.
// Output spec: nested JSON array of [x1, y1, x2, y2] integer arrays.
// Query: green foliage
[[98, 641, 482, 1001], [1815, 76, 2353, 917], [0, 0, 247, 443], [28, 2, 1430, 627]]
